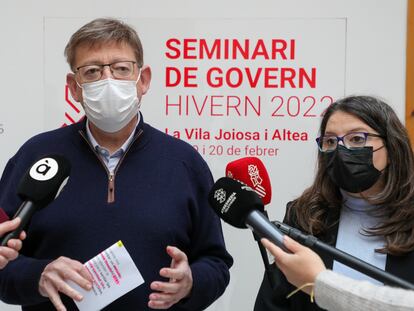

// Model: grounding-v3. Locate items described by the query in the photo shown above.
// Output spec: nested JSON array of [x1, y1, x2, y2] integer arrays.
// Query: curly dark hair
[[289, 95, 414, 255]]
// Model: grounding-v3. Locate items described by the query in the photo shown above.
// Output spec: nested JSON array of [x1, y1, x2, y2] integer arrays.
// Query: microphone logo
[[247, 164, 266, 198], [213, 189, 227, 204], [29, 158, 59, 181]]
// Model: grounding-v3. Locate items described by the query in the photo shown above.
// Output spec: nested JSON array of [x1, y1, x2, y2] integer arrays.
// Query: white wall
[[0, 0, 407, 310]]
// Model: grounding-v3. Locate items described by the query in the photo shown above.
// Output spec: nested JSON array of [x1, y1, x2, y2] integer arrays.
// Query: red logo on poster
[[62, 85, 84, 127]]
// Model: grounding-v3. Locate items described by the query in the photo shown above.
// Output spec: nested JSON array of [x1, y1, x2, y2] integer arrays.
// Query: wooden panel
[[406, 0, 414, 140]]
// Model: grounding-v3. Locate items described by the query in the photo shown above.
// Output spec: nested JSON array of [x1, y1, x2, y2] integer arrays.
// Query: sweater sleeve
[[0, 156, 53, 305], [177, 160, 233, 310], [315, 270, 414, 311], [0, 255, 52, 305]]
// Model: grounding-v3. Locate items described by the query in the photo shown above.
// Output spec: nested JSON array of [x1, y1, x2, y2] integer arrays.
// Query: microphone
[[272, 220, 414, 290], [208, 177, 287, 251], [225, 157, 279, 288], [226, 157, 271, 205], [0, 155, 71, 246], [213, 170, 414, 290]]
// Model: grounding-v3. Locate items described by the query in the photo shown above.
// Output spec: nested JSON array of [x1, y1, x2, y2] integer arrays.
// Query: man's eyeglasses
[[75, 61, 137, 82], [316, 132, 384, 152]]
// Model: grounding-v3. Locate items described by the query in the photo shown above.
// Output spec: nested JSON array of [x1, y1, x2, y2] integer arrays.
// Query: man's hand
[[39, 256, 93, 311], [148, 246, 193, 309], [0, 218, 26, 269]]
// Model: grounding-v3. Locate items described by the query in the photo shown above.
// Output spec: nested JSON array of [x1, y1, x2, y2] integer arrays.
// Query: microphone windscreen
[[209, 177, 264, 228], [225, 157, 272, 205], [17, 154, 71, 207], [0, 208, 9, 224]]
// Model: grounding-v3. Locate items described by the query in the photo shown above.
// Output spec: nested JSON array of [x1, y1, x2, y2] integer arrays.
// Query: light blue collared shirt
[[86, 118, 138, 174]]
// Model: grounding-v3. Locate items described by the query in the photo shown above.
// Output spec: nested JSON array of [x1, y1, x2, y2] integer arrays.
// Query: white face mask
[[79, 73, 141, 133]]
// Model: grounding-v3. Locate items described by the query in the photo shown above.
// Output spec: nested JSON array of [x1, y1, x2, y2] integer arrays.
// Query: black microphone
[[208, 177, 288, 251], [0, 155, 71, 246], [273, 220, 414, 290]]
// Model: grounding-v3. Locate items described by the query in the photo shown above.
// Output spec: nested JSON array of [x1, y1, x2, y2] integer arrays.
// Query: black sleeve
[[254, 263, 293, 311], [253, 204, 294, 311]]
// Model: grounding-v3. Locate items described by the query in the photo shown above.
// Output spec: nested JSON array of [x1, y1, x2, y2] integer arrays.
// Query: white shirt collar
[[85, 118, 138, 155]]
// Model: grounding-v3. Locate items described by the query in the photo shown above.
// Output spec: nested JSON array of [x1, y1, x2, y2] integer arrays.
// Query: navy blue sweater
[[0, 116, 233, 310]]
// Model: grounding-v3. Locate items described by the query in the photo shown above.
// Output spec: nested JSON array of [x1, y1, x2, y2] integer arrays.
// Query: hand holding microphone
[[0, 155, 71, 247], [0, 208, 25, 269], [261, 237, 414, 311], [0, 218, 26, 269], [0, 154, 70, 271], [261, 236, 326, 295]]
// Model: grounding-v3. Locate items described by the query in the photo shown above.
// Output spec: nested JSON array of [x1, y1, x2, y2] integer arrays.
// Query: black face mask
[[323, 145, 382, 193]]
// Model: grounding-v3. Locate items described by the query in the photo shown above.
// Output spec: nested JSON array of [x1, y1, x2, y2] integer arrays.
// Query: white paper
[[68, 241, 144, 311]]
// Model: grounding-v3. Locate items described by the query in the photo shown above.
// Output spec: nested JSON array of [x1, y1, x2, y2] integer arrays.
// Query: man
[[0, 218, 25, 269], [0, 18, 232, 310]]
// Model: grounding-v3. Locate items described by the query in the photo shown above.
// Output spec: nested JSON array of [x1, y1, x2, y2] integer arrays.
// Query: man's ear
[[138, 65, 152, 95], [66, 73, 82, 103]]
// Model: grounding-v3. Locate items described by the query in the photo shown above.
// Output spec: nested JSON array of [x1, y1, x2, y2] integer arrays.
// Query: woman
[[261, 236, 414, 311], [254, 96, 414, 310]]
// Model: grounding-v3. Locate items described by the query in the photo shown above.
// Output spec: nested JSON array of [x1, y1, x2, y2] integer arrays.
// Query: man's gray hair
[[64, 17, 144, 71]]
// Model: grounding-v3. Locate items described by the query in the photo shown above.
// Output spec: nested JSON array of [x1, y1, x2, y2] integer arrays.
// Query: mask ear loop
[[135, 67, 142, 83], [373, 145, 385, 152], [135, 67, 143, 107], [372, 144, 388, 173], [75, 75, 83, 89]]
